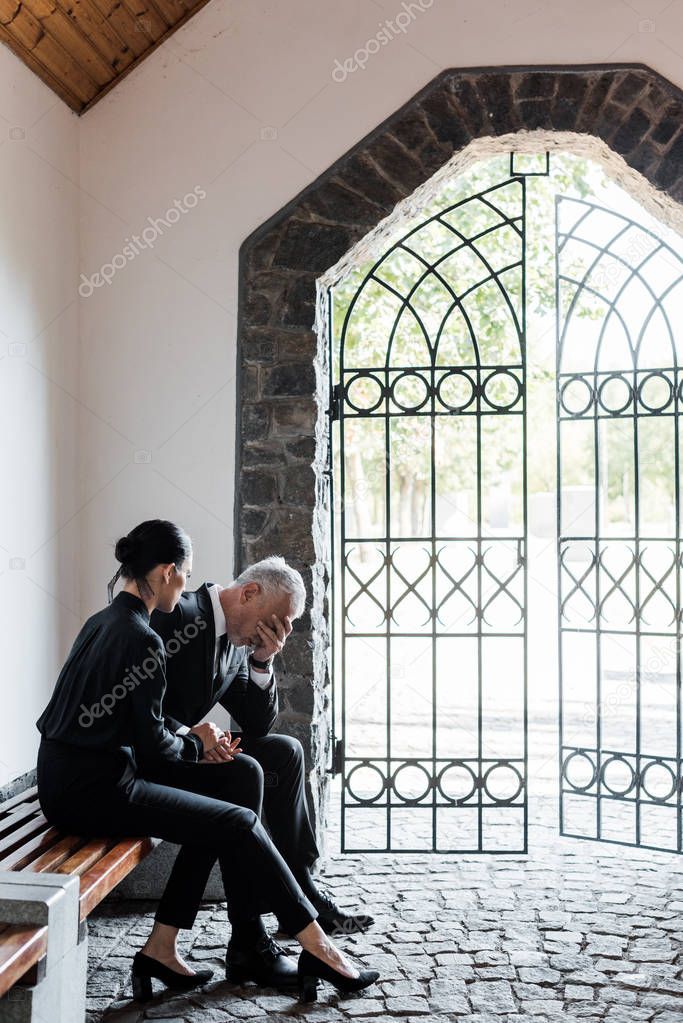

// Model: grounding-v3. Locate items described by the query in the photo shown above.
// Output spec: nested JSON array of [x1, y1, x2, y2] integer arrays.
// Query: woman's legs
[[149, 757, 265, 929], [39, 747, 362, 982], [142, 756, 267, 972], [122, 776, 359, 979]]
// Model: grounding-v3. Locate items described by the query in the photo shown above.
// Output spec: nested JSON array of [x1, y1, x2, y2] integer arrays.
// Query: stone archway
[[235, 64, 683, 841]]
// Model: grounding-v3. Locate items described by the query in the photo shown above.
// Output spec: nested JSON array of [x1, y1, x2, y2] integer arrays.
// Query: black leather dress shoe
[[314, 890, 375, 936], [226, 933, 298, 990]]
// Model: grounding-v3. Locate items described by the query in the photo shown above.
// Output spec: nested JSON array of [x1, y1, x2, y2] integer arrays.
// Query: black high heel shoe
[[131, 951, 214, 1001], [297, 947, 379, 1003]]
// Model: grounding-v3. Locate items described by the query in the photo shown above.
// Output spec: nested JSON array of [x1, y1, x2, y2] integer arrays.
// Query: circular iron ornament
[[436, 370, 476, 413], [597, 373, 633, 415], [436, 760, 479, 805], [562, 749, 597, 793], [600, 754, 636, 797], [390, 371, 430, 412], [391, 761, 433, 804], [345, 372, 385, 414], [640, 758, 677, 803], [638, 371, 673, 413], [482, 369, 522, 411], [482, 761, 524, 805], [345, 761, 386, 804], [560, 375, 594, 417]]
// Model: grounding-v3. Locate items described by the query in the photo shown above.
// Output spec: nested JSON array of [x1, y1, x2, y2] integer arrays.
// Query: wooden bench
[[0, 786, 157, 1020]]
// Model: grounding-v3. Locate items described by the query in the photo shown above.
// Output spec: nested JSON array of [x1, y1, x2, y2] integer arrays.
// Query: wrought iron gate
[[557, 195, 683, 853], [330, 173, 529, 853]]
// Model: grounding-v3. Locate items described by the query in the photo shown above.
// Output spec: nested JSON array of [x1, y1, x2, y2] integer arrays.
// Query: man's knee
[[218, 753, 264, 809], [269, 733, 304, 764], [261, 734, 304, 791]]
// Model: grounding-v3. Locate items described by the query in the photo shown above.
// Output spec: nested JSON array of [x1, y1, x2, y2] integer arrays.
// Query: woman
[[36, 519, 378, 1003]]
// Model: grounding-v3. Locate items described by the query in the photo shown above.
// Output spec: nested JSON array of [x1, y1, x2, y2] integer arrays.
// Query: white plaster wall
[[76, 0, 683, 614], [0, 46, 80, 788], [4, 0, 683, 787]]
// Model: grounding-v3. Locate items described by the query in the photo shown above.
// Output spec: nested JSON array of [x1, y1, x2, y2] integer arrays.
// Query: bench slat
[[78, 838, 155, 920], [0, 815, 50, 859], [0, 923, 48, 1000], [28, 836, 85, 874], [56, 839, 117, 878], [0, 787, 38, 816], [0, 827, 61, 871], [0, 801, 42, 837]]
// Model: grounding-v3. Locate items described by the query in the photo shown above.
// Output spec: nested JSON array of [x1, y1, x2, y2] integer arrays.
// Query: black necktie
[[215, 632, 229, 681]]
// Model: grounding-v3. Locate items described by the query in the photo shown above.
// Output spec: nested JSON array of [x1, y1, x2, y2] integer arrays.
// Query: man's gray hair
[[234, 556, 306, 618]]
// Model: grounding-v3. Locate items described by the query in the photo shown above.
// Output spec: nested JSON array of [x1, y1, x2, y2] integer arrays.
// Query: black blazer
[[149, 583, 278, 738], [37, 591, 203, 764]]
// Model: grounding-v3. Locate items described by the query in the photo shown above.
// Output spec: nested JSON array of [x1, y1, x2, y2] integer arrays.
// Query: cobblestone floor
[[86, 793, 683, 1023]]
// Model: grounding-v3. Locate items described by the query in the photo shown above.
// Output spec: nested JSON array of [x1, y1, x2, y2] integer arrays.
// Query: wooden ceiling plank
[[32, 32, 100, 101], [80, 0, 211, 113], [118, 0, 166, 44], [143, 0, 183, 28], [57, 0, 134, 70], [22, 0, 115, 84], [0, 22, 81, 108], [0, 0, 212, 112], [0, 2, 43, 48], [88, 0, 149, 57], [1, 1, 99, 102]]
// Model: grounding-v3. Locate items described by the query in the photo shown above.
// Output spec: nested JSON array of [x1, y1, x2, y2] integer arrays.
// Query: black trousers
[[152, 733, 320, 930], [36, 739, 316, 937]]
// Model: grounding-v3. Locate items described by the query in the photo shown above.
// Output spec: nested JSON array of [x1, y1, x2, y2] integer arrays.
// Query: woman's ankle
[[142, 922, 180, 959]]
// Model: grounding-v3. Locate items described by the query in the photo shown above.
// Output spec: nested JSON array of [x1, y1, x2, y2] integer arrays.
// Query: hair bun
[[114, 535, 134, 563]]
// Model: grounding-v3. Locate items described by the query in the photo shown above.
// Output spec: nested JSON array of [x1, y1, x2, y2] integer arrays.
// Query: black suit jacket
[[149, 583, 278, 738]]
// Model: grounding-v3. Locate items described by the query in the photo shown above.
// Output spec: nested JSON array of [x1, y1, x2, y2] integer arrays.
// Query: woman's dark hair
[[108, 519, 192, 602]]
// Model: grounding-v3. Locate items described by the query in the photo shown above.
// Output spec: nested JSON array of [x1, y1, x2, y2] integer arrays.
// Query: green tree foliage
[[331, 154, 677, 542]]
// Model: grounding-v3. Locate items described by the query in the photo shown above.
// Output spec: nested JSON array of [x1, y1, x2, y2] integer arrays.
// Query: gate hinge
[[328, 383, 342, 422], [328, 737, 344, 776]]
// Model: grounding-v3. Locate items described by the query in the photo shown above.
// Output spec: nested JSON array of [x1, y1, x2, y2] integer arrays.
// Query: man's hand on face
[[251, 613, 293, 664]]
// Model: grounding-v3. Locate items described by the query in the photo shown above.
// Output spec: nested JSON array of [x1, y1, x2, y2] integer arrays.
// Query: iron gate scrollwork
[[330, 175, 529, 853], [557, 195, 683, 853]]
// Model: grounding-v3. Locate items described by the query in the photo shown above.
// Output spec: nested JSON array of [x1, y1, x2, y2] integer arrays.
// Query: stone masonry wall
[[235, 64, 683, 845]]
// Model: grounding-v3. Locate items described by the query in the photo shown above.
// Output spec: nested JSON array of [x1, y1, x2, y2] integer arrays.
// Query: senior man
[[145, 556, 373, 990]]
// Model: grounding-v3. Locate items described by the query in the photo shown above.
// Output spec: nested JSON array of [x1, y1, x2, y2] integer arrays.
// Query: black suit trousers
[[154, 732, 320, 930], [36, 739, 316, 937]]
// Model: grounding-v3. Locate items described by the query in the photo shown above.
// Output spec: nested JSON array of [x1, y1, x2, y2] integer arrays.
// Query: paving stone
[[385, 996, 432, 1014], [517, 969, 561, 984], [84, 809, 683, 1023], [469, 980, 516, 1013], [428, 977, 469, 1013], [337, 999, 385, 1016]]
